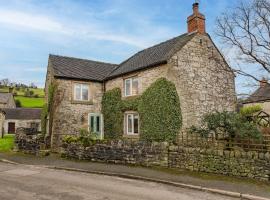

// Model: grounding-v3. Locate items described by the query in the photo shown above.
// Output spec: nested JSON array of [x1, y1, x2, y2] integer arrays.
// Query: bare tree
[[216, 0, 270, 84]]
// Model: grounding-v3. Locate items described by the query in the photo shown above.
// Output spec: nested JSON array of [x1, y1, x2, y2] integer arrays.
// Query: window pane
[[125, 79, 131, 96], [96, 116, 100, 133], [75, 85, 81, 100], [132, 78, 139, 95], [82, 85, 89, 101], [134, 114, 139, 134], [90, 116, 94, 132], [127, 115, 132, 133]]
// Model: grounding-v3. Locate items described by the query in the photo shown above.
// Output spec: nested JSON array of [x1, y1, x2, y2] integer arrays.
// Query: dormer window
[[124, 77, 139, 97], [74, 83, 89, 101]]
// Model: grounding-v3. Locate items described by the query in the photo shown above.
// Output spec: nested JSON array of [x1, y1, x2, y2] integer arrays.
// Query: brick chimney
[[260, 78, 268, 88], [187, 3, 206, 34]]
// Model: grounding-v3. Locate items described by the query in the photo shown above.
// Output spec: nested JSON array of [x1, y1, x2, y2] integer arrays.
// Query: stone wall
[[51, 78, 104, 149], [169, 146, 270, 181], [62, 140, 169, 167], [62, 141, 270, 181]]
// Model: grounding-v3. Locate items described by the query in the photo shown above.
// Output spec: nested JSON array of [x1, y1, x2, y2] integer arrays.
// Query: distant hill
[[0, 86, 45, 108]]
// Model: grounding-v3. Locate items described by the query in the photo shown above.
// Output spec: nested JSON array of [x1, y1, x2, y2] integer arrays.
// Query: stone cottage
[[0, 93, 16, 109], [45, 3, 236, 148], [243, 78, 270, 114]]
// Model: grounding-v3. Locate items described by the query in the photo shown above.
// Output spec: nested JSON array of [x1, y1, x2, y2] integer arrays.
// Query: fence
[[178, 130, 270, 152]]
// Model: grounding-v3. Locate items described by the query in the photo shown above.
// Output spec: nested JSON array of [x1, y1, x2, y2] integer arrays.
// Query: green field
[[0, 134, 14, 152], [14, 96, 44, 108], [0, 87, 44, 97]]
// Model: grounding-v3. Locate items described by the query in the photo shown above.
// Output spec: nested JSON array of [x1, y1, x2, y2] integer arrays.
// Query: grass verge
[[0, 135, 14, 152], [14, 96, 44, 108]]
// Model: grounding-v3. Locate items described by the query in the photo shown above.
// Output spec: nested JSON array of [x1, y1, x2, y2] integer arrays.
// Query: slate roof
[[0, 93, 13, 104], [49, 33, 196, 81], [2, 108, 41, 120], [108, 33, 196, 79], [244, 84, 270, 103], [49, 55, 118, 82]]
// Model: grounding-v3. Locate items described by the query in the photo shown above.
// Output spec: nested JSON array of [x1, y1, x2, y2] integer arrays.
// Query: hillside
[[0, 86, 45, 108]]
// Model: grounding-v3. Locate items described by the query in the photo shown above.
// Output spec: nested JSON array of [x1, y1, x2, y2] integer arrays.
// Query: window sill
[[123, 134, 140, 139], [122, 95, 140, 100], [71, 100, 93, 105]]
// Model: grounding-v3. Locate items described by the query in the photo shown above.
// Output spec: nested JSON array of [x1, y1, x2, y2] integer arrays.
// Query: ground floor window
[[125, 112, 139, 135], [88, 113, 103, 139]]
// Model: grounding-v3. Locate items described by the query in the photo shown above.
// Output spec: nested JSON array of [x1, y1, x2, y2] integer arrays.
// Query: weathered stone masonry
[[62, 141, 270, 181]]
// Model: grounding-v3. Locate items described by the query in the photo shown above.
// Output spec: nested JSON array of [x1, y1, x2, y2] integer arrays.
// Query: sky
[[0, 0, 259, 95]]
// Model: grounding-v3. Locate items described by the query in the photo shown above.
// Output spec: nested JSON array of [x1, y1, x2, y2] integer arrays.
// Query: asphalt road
[[0, 162, 237, 200]]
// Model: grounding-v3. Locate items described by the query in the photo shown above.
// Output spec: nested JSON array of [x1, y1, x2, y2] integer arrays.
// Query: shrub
[[62, 129, 98, 147], [138, 78, 182, 142], [101, 88, 123, 139], [190, 111, 261, 139], [34, 94, 39, 98], [15, 99, 21, 107], [240, 105, 262, 117]]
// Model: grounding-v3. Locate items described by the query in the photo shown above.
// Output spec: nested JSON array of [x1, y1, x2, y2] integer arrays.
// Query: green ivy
[[138, 78, 182, 142], [102, 78, 182, 142], [101, 88, 123, 139]]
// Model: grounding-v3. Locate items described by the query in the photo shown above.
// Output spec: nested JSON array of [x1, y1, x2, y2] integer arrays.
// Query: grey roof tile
[[49, 55, 118, 82], [2, 108, 41, 120], [0, 93, 13, 104], [245, 84, 270, 103], [108, 33, 196, 78]]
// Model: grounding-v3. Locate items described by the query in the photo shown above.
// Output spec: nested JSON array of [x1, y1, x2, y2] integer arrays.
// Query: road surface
[[0, 162, 237, 200]]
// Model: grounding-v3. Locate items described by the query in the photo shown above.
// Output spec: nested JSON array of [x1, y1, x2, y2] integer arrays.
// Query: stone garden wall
[[62, 141, 270, 181]]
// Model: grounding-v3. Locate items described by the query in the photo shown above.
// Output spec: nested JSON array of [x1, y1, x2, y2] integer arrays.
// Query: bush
[[15, 99, 21, 107], [240, 105, 262, 117], [190, 111, 261, 139], [34, 94, 39, 98], [62, 129, 98, 147], [101, 88, 123, 140], [138, 78, 182, 142]]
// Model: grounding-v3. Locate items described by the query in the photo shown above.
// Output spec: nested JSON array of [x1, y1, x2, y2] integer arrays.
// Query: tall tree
[[216, 0, 270, 84]]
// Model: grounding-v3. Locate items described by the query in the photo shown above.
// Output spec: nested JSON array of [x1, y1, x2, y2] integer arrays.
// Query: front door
[[8, 122, 15, 134], [89, 113, 103, 139]]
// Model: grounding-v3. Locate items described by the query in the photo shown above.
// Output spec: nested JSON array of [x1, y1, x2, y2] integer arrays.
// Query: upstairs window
[[74, 83, 89, 101], [124, 77, 139, 97]]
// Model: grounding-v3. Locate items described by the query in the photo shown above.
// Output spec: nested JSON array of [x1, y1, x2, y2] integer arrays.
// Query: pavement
[[0, 152, 270, 199]]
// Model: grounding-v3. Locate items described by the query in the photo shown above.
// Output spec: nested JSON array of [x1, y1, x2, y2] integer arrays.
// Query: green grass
[[0, 135, 14, 152], [0, 86, 44, 97], [14, 96, 44, 108]]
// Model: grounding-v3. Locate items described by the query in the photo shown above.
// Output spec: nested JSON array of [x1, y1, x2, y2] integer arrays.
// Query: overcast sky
[[0, 0, 261, 95]]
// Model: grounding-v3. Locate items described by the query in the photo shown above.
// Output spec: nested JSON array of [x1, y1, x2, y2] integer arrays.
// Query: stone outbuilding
[[45, 3, 236, 149], [1, 108, 41, 134], [0, 93, 16, 109]]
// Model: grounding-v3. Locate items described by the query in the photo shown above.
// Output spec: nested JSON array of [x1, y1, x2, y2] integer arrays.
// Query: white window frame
[[124, 77, 139, 97], [74, 83, 90, 101], [88, 113, 104, 139], [125, 113, 139, 135]]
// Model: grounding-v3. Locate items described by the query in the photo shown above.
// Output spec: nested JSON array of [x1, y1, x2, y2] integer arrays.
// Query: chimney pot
[[187, 3, 206, 34], [260, 78, 268, 88]]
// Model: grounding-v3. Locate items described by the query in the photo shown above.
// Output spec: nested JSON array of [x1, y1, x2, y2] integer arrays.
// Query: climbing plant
[[138, 78, 182, 142], [102, 78, 182, 142], [101, 88, 124, 139]]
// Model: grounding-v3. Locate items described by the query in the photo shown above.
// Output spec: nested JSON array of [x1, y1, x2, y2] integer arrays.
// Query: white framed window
[[125, 113, 139, 135], [74, 83, 89, 101], [124, 77, 139, 97], [88, 113, 103, 139]]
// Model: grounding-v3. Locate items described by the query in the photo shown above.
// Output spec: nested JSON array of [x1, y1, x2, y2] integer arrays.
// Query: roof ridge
[[49, 54, 118, 66], [107, 33, 191, 78]]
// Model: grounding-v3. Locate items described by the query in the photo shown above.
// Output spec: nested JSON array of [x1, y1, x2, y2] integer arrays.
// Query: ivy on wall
[[138, 78, 182, 142], [102, 78, 182, 142], [101, 88, 124, 139]]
